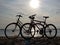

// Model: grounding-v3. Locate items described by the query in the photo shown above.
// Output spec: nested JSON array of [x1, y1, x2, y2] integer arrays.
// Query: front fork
[[12, 24, 17, 32], [12, 20, 19, 32], [29, 24, 34, 33], [27, 23, 35, 36]]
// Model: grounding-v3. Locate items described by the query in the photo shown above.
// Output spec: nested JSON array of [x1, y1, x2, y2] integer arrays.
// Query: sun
[[30, 0, 39, 9]]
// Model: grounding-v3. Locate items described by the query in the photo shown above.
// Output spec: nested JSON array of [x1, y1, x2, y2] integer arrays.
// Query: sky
[[0, 0, 60, 29]]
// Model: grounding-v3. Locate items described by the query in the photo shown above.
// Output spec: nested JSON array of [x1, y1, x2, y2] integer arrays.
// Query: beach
[[0, 37, 60, 45], [0, 29, 60, 45]]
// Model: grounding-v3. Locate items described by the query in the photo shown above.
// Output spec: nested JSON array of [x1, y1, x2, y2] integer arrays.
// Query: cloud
[[0, 0, 60, 28]]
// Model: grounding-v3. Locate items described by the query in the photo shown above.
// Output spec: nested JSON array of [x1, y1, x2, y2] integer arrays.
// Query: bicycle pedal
[[39, 29, 43, 34]]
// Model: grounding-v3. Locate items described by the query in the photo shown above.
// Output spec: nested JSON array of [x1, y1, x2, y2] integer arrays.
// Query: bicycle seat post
[[43, 16, 49, 24], [29, 14, 36, 23], [16, 15, 22, 23]]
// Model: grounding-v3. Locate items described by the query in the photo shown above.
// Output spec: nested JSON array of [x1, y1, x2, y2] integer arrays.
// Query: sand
[[0, 37, 60, 45]]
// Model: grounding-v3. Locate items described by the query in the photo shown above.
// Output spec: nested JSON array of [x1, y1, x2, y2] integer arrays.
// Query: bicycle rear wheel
[[20, 23, 35, 39], [45, 24, 57, 39], [4, 23, 20, 39]]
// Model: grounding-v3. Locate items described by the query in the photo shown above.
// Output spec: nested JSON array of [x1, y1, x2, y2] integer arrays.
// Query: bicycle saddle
[[29, 14, 36, 19], [43, 16, 49, 19], [16, 15, 22, 17]]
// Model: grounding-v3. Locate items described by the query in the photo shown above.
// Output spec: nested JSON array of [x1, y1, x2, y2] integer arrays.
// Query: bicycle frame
[[16, 16, 23, 27], [34, 19, 48, 27], [17, 20, 23, 27]]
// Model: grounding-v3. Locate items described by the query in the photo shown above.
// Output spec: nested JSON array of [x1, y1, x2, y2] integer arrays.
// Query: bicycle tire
[[45, 24, 57, 39], [4, 23, 20, 39], [20, 23, 35, 39]]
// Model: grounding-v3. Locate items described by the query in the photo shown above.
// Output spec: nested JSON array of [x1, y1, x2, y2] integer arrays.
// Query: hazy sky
[[0, 0, 60, 29]]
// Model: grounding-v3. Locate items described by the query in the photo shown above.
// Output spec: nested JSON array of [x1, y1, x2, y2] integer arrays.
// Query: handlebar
[[29, 14, 36, 19], [31, 14, 36, 17], [16, 15, 22, 18]]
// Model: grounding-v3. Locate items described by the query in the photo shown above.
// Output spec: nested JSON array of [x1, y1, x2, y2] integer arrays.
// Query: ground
[[0, 37, 60, 45]]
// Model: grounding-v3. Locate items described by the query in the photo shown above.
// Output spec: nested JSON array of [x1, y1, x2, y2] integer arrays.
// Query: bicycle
[[4, 15, 24, 39], [20, 14, 44, 39], [34, 16, 57, 39], [21, 14, 57, 39]]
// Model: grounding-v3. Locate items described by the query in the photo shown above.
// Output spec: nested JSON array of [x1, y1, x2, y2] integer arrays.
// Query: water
[[0, 29, 60, 37]]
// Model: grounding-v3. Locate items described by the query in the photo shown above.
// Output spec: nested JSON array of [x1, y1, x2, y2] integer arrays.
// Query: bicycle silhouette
[[20, 14, 57, 39], [34, 15, 57, 39], [5, 14, 57, 39], [4, 15, 25, 39]]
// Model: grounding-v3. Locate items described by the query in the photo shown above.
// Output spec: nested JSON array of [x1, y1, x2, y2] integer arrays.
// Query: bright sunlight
[[30, 0, 40, 9]]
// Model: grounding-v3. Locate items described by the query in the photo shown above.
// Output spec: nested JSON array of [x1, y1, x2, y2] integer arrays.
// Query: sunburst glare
[[30, 0, 40, 9]]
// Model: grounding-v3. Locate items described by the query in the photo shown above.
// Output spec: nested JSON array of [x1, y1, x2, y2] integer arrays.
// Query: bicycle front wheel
[[45, 24, 57, 39], [4, 23, 20, 39], [20, 23, 35, 39]]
